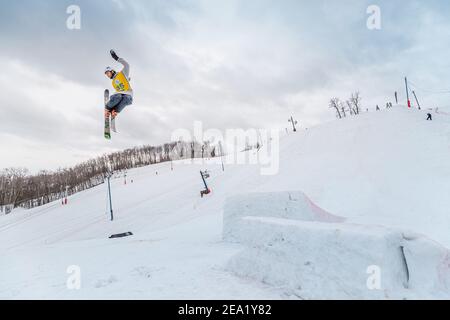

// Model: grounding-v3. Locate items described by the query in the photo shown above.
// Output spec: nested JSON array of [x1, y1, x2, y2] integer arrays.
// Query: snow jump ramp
[[223, 191, 450, 299]]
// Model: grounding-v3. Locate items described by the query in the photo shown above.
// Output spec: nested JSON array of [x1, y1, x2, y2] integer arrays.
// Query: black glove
[[110, 50, 119, 61]]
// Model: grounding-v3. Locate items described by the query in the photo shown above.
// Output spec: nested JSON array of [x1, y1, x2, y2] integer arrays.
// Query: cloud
[[1, 0, 450, 171]]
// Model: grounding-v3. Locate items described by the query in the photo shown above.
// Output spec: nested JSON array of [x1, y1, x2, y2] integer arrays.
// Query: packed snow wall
[[223, 192, 450, 299], [223, 191, 345, 243]]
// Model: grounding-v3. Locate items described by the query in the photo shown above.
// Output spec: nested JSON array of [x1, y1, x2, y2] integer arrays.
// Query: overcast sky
[[1, 0, 450, 172]]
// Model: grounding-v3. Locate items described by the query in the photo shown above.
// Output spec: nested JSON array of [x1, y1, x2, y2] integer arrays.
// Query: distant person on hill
[[426, 113, 433, 121]]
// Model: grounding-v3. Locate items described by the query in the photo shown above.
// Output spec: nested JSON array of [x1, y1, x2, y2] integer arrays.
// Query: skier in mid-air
[[104, 49, 133, 119], [103, 50, 133, 139]]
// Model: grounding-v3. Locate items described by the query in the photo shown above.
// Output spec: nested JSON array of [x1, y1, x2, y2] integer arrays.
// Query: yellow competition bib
[[112, 71, 131, 93]]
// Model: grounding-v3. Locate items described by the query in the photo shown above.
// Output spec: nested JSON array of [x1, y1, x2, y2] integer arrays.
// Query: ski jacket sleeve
[[118, 58, 130, 78]]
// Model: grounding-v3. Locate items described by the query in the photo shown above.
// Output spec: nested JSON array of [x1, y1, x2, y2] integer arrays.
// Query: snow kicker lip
[[109, 232, 133, 239], [223, 191, 345, 242]]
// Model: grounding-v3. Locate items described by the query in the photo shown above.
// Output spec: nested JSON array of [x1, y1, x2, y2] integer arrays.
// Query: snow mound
[[223, 192, 450, 299], [223, 191, 345, 242]]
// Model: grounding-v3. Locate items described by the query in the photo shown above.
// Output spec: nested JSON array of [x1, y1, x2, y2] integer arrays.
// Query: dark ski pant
[[426, 114, 432, 121], [106, 94, 133, 113]]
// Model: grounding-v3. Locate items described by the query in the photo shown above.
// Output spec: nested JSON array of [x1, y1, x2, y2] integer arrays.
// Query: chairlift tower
[[106, 171, 114, 221]]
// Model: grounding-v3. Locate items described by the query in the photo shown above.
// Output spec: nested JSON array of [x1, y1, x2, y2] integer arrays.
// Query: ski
[[111, 114, 117, 133], [104, 89, 111, 140]]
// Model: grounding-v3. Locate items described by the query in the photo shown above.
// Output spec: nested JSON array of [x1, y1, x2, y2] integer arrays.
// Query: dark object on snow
[[109, 232, 133, 239], [200, 170, 211, 198], [200, 189, 211, 198], [426, 113, 432, 121]]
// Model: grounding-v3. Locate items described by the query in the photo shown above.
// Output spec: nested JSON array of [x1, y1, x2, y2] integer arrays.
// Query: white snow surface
[[1, 106, 450, 299]]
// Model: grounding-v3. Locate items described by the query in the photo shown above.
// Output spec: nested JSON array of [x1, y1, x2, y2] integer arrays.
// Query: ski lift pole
[[412, 91, 421, 110], [200, 171, 211, 197], [107, 174, 114, 221], [405, 77, 411, 108], [65, 185, 69, 205], [200, 171, 208, 190], [219, 141, 225, 172], [288, 116, 298, 132]]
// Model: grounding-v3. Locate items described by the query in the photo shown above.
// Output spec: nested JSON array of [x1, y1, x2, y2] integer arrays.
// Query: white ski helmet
[[105, 66, 114, 73]]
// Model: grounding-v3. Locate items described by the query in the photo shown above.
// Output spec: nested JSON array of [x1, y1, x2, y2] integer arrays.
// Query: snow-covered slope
[[266, 106, 450, 247], [1, 106, 449, 299]]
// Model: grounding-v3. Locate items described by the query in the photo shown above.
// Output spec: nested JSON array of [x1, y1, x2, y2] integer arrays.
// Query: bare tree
[[349, 91, 362, 115], [329, 98, 342, 119], [346, 100, 354, 115], [341, 105, 347, 118]]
